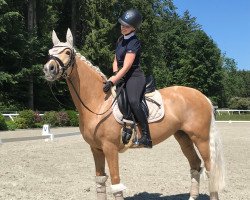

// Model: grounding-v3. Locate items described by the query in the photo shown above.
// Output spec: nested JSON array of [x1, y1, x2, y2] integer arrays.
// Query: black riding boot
[[137, 122, 152, 148], [132, 105, 152, 148]]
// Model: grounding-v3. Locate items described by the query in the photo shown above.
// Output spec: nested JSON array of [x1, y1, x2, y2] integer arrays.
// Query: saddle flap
[[113, 90, 164, 124], [117, 85, 149, 123], [145, 75, 156, 94], [117, 86, 132, 120], [115, 75, 156, 123]]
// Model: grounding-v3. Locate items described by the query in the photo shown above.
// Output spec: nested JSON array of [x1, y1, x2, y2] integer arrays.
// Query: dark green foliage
[[34, 122, 43, 128], [3, 110, 78, 130], [34, 111, 43, 128], [237, 70, 250, 98], [42, 111, 58, 127], [14, 109, 36, 129], [34, 111, 42, 123], [66, 110, 79, 126], [228, 97, 250, 110], [0, 100, 21, 112], [57, 111, 70, 127], [42, 111, 73, 127], [220, 57, 249, 107], [19, 110, 36, 128], [42, 111, 78, 127], [0, 0, 249, 111], [0, 114, 8, 130], [15, 117, 28, 129], [6, 120, 17, 130]]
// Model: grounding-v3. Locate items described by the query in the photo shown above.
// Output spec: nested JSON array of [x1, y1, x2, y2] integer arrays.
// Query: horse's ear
[[66, 28, 73, 46], [52, 30, 60, 46]]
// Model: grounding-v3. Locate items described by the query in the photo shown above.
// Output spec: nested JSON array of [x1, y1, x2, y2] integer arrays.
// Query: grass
[[215, 112, 250, 121]]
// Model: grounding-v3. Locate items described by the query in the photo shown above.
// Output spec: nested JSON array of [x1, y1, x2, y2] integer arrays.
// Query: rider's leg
[[126, 76, 152, 148]]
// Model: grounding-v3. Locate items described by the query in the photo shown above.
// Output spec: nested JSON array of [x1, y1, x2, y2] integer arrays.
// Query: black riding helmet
[[118, 9, 142, 29]]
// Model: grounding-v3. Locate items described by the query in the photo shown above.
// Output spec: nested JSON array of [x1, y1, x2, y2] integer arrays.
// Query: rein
[[48, 46, 121, 115], [67, 77, 123, 115], [49, 84, 70, 108]]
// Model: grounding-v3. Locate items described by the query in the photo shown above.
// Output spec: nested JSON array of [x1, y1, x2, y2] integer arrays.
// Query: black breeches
[[125, 75, 148, 130]]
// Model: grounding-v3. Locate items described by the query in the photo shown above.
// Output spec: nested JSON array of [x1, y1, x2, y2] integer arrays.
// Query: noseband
[[48, 46, 76, 78]]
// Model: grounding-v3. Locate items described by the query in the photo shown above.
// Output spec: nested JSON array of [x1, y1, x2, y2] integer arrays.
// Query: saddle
[[112, 75, 164, 152], [116, 75, 157, 123]]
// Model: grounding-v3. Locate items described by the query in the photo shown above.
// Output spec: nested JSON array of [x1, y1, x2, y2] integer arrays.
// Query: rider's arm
[[109, 53, 135, 84], [113, 56, 119, 74]]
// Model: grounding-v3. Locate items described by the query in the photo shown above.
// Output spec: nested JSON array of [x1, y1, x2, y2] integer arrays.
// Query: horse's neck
[[66, 56, 106, 117]]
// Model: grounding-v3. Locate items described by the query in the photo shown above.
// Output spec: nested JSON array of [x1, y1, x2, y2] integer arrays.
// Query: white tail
[[208, 101, 225, 192]]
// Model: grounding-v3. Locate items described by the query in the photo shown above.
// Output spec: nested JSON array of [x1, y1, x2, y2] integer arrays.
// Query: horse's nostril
[[50, 65, 54, 71]]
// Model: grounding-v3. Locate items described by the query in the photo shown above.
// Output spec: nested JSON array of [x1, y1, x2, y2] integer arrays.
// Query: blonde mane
[[76, 52, 107, 81]]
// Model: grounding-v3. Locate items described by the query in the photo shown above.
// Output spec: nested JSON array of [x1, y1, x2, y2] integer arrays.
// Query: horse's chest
[[80, 124, 102, 145]]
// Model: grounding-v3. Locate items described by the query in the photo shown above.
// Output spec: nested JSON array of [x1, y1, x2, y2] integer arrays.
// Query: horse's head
[[43, 28, 76, 81]]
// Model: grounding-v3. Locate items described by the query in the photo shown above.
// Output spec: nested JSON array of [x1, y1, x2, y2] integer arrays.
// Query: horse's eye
[[65, 51, 71, 55]]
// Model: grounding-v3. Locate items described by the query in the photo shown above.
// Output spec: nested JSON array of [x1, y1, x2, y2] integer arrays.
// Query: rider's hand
[[115, 77, 124, 87], [103, 81, 114, 93]]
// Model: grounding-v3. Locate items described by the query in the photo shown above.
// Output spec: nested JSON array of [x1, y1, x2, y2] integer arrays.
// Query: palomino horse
[[43, 29, 225, 200]]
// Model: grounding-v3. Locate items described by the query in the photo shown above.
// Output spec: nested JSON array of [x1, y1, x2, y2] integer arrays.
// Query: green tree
[[221, 57, 245, 106], [0, 1, 26, 110], [0, 0, 247, 111], [0, 0, 74, 111], [160, 10, 223, 104], [237, 70, 250, 97]]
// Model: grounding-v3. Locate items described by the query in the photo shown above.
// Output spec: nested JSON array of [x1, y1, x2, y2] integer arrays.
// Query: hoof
[[113, 191, 124, 200], [210, 192, 219, 200]]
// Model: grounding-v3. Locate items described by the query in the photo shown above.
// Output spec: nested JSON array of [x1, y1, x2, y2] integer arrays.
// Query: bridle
[[47, 46, 119, 115], [48, 46, 76, 78]]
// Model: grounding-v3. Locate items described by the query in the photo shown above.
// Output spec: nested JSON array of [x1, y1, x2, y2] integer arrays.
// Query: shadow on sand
[[125, 192, 209, 200]]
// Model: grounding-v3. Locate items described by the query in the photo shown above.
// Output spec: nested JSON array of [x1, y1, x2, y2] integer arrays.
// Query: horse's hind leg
[[193, 137, 221, 200], [185, 129, 221, 200], [192, 121, 224, 200], [91, 147, 108, 200], [174, 131, 202, 200]]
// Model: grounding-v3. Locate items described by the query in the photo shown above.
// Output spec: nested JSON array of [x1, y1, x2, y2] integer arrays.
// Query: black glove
[[103, 81, 113, 93], [115, 77, 125, 87]]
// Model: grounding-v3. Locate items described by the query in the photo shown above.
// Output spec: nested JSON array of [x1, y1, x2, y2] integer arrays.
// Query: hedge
[[0, 110, 79, 131], [0, 114, 8, 130]]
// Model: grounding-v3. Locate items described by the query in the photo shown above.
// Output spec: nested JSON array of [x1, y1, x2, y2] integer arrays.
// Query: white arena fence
[[2, 110, 250, 123], [2, 113, 44, 121], [216, 109, 250, 115], [214, 109, 250, 123]]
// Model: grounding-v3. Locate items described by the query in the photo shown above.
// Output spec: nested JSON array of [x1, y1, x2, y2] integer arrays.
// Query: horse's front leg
[[91, 147, 109, 200], [103, 143, 126, 200]]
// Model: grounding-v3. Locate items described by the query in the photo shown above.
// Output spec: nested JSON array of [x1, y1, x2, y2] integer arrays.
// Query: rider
[[103, 9, 152, 148]]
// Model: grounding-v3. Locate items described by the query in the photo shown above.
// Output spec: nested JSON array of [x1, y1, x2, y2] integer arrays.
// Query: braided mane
[[76, 52, 107, 81]]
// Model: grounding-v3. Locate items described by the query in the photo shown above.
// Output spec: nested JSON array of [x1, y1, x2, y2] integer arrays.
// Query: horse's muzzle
[[43, 61, 60, 81]]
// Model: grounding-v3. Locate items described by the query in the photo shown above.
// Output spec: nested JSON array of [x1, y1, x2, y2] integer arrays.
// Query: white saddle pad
[[112, 90, 164, 124]]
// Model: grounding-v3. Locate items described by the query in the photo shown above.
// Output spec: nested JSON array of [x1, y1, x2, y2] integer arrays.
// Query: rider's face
[[121, 25, 135, 35]]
